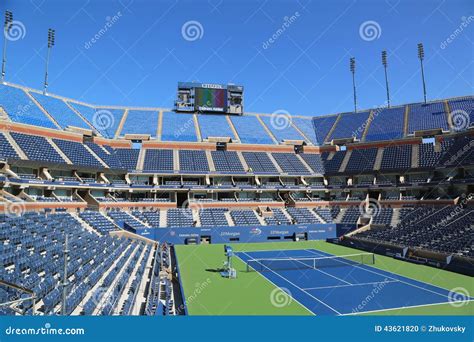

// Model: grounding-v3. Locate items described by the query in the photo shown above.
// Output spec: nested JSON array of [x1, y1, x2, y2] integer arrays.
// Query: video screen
[[195, 87, 227, 112]]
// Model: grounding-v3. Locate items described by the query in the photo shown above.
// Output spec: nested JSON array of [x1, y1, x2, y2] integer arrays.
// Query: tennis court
[[236, 248, 470, 315]]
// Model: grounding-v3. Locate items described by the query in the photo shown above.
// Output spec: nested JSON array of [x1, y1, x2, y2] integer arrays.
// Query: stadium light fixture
[[43, 28, 55, 95], [381, 50, 390, 108], [1, 10, 13, 83], [417, 43, 427, 104], [350, 57, 357, 113]]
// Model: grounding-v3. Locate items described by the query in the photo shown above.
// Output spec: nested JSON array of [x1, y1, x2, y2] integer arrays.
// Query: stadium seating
[[321, 151, 346, 173], [166, 209, 194, 227], [161, 112, 197, 142], [408, 102, 449, 133], [356, 205, 473, 257], [121, 110, 158, 137], [328, 111, 370, 141], [11, 132, 65, 164], [30, 93, 90, 130], [345, 148, 378, 172], [0, 84, 57, 129], [380, 145, 412, 170], [299, 153, 325, 174], [53, 139, 103, 168], [143, 149, 174, 172], [259, 115, 305, 142], [230, 210, 260, 226], [230, 115, 274, 144], [272, 153, 310, 174], [112, 149, 140, 170], [242, 152, 278, 173], [179, 150, 209, 172], [365, 106, 406, 141], [198, 114, 236, 140], [312, 115, 338, 145], [0, 133, 19, 160], [211, 151, 245, 173], [199, 209, 229, 227]]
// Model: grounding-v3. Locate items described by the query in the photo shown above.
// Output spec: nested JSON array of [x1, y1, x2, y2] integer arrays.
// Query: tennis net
[[246, 252, 375, 272]]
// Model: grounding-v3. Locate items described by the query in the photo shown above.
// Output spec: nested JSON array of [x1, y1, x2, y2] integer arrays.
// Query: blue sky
[[1, 0, 472, 116]]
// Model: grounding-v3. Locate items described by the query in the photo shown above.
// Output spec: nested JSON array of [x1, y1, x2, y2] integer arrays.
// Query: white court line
[[304, 249, 454, 300], [233, 254, 315, 316], [241, 251, 342, 315], [309, 265, 352, 285], [344, 299, 474, 316], [303, 280, 399, 291]]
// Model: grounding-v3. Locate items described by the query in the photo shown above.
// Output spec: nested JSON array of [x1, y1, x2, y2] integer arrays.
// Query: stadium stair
[[114, 109, 129, 138], [26, 91, 62, 129], [84, 144, 109, 168], [324, 114, 341, 144], [411, 144, 419, 168], [2, 132, 28, 159], [403, 105, 409, 136], [193, 114, 202, 141], [295, 154, 314, 173], [205, 150, 216, 171], [361, 109, 375, 142], [47, 138, 73, 164], [373, 148, 384, 171], [173, 149, 180, 171], [226, 115, 241, 142], [256, 115, 278, 144], [444, 100, 454, 131], [136, 148, 146, 171], [236, 151, 250, 172], [267, 152, 284, 173], [338, 150, 352, 173]]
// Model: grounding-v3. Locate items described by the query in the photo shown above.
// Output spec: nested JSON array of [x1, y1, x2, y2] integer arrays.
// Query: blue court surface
[[235, 249, 470, 315]]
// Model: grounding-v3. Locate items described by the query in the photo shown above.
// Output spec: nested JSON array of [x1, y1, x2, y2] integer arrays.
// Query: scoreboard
[[174, 82, 244, 115]]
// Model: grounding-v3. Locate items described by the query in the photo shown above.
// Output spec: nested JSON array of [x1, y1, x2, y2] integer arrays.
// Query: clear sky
[[1, 0, 472, 116]]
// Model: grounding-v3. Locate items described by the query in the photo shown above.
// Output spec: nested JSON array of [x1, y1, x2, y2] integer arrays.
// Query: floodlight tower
[[43, 28, 55, 95], [381, 50, 390, 108], [1, 10, 13, 83], [350, 57, 357, 113], [417, 43, 427, 104]]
